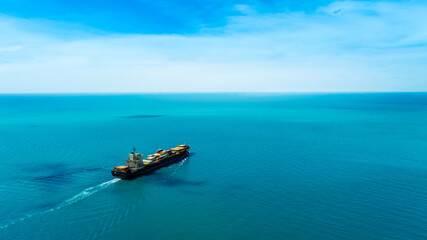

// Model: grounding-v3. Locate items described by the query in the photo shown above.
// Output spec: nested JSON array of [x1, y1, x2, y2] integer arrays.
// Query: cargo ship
[[111, 144, 190, 180]]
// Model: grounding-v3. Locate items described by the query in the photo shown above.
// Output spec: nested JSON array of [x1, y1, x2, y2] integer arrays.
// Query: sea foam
[[0, 178, 120, 229]]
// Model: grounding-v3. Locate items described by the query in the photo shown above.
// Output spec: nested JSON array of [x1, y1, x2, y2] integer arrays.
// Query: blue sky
[[0, 0, 426, 92], [0, 0, 334, 34]]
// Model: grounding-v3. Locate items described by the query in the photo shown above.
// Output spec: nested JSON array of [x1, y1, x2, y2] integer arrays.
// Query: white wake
[[170, 157, 188, 176], [0, 178, 120, 230]]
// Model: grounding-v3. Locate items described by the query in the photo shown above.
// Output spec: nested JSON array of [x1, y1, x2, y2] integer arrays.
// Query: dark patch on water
[[32, 175, 73, 192], [124, 115, 165, 119], [21, 163, 70, 173], [31, 167, 103, 181], [28, 167, 106, 192], [6, 166, 105, 190], [33, 174, 72, 183]]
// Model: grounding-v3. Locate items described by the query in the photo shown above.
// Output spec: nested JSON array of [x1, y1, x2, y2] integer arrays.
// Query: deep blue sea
[[0, 93, 426, 240]]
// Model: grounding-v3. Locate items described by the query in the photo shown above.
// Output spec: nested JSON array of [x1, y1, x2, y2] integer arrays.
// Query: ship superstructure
[[111, 144, 190, 180]]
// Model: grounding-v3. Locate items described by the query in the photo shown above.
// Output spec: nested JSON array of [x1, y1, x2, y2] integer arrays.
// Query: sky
[[0, 0, 426, 93]]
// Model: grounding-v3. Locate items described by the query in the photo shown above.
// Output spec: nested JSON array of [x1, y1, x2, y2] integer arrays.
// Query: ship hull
[[111, 151, 189, 180]]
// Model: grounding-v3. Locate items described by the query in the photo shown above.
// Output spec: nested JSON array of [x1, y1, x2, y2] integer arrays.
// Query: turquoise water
[[0, 93, 426, 240]]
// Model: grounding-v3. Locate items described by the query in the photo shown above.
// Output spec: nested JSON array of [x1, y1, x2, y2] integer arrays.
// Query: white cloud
[[234, 4, 255, 15], [0, 45, 22, 54], [0, 1, 426, 93]]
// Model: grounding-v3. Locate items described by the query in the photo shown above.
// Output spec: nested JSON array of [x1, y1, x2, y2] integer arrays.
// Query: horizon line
[[1, 91, 426, 95]]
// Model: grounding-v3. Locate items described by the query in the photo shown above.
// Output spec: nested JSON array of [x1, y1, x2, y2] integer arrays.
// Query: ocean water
[[0, 93, 426, 240]]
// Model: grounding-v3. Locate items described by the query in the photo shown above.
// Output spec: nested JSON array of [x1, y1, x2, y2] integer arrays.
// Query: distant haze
[[0, 0, 426, 93]]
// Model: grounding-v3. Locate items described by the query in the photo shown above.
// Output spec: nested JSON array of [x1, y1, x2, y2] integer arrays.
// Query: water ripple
[[0, 178, 120, 230]]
